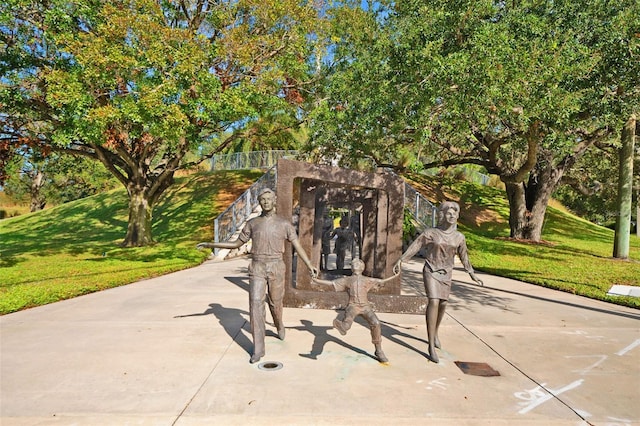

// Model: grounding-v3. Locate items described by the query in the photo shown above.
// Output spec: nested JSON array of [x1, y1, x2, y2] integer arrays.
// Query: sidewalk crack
[[447, 313, 595, 425], [171, 319, 249, 425]]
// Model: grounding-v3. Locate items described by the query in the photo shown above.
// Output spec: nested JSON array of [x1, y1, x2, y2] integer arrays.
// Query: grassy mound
[[0, 170, 263, 314], [1, 169, 638, 315], [404, 172, 640, 308]]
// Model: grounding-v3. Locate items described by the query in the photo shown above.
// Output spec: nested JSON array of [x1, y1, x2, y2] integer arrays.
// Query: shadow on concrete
[[379, 319, 429, 361], [293, 319, 375, 361], [450, 280, 520, 314], [450, 278, 640, 321], [174, 302, 253, 356], [449, 280, 640, 320], [223, 275, 250, 292], [466, 283, 640, 321], [290, 317, 430, 363]]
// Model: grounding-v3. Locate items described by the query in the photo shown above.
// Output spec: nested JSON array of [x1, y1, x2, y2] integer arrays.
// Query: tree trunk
[[505, 182, 547, 241], [613, 114, 636, 259], [505, 182, 529, 238], [29, 170, 46, 212], [122, 186, 154, 247], [118, 165, 176, 247], [504, 165, 559, 242], [89, 135, 184, 247]]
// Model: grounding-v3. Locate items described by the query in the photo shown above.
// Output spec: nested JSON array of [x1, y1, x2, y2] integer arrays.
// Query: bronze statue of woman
[[397, 201, 483, 363]]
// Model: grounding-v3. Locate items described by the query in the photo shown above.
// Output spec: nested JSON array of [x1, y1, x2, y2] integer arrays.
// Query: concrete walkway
[[1, 256, 639, 425]]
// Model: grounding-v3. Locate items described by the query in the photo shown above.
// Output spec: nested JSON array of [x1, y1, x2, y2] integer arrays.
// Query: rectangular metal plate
[[455, 361, 500, 377]]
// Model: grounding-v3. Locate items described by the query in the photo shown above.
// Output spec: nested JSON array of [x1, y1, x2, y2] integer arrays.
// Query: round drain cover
[[257, 361, 283, 371]]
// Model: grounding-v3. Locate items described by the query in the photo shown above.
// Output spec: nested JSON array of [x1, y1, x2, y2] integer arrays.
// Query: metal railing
[[457, 165, 490, 186], [211, 158, 440, 253], [210, 150, 298, 171], [424, 165, 490, 186], [404, 182, 437, 230], [213, 165, 277, 248]]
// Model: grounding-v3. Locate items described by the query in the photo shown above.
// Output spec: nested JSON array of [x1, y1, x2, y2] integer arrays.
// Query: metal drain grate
[[454, 361, 500, 376]]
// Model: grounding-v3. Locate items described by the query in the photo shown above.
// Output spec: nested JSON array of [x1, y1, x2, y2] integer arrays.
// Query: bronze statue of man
[[397, 201, 483, 363], [330, 217, 358, 271], [198, 188, 318, 364]]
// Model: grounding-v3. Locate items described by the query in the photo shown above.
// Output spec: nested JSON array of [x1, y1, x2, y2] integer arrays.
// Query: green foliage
[[3, 153, 118, 208], [1, 0, 326, 245], [308, 0, 639, 241], [313, 0, 639, 165], [402, 206, 418, 241], [48, 1, 211, 146], [306, 3, 407, 168], [44, 155, 119, 204], [555, 131, 639, 227], [0, 169, 263, 314], [0, 191, 30, 218]]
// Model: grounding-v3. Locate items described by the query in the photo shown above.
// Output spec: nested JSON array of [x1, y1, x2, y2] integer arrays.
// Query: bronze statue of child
[[320, 214, 334, 270], [329, 217, 358, 270], [312, 258, 400, 363]]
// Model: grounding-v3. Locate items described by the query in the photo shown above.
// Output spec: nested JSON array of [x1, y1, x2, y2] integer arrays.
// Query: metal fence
[[212, 164, 439, 248], [213, 165, 277, 249], [457, 165, 490, 186], [404, 182, 437, 230], [211, 156, 456, 250], [210, 150, 298, 171]]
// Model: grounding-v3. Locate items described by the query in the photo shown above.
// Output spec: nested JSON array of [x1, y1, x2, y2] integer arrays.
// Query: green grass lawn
[[1, 169, 638, 315], [405, 173, 640, 308], [0, 170, 263, 314]]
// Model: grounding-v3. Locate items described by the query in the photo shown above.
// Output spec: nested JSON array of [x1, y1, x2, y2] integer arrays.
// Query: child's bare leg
[[374, 343, 388, 363], [368, 312, 388, 363], [333, 318, 347, 335]]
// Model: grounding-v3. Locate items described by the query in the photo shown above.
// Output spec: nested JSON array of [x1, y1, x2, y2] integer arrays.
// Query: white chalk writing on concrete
[[616, 339, 640, 356], [514, 379, 584, 414], [425, 377, 448, 391], [565, 354, 608, 375]]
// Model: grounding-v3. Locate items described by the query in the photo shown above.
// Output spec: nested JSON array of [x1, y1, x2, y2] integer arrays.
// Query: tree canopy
[[307, 0, 640, 241], [1, 0, 325, 245], [2, 0, 638, 244]]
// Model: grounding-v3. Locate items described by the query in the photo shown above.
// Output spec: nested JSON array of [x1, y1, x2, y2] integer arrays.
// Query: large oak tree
[[308, 0, 639, 242], [1, 0, 324, 246]]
